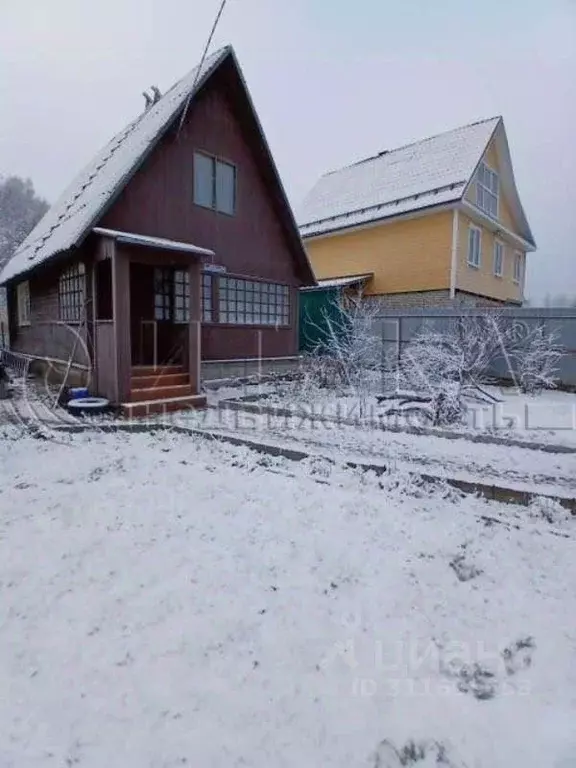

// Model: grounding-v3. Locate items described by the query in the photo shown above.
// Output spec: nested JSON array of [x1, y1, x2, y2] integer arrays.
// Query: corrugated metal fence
[[373, 307, 576, 387]]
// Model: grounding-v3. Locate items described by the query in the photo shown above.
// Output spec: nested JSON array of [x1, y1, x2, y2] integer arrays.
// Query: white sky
[[0, 0, 574, 301]]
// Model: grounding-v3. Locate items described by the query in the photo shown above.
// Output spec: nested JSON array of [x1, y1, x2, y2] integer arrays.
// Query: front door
[[130, 264, 187, 367]]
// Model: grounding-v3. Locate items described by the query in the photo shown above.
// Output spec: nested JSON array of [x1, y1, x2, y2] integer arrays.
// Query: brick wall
[[367, 289, 511, 310]]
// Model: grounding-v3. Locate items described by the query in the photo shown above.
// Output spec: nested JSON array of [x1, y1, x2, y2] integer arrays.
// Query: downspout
[[449, 208, 460, 300]]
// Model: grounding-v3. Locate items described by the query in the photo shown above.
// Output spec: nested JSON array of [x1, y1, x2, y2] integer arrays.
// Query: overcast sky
[[1, 0, 574, 301]]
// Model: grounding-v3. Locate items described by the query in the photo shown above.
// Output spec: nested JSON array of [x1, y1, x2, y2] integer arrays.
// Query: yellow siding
[[305, 212, 453, 295], [456, 212, 524, 302], [464, 137, 518, 234]]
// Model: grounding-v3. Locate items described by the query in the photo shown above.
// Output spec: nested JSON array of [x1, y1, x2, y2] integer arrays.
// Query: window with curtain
[[467, 226, 482, 268], [493, 241, 504, 277], [16, 281, 31, 326]]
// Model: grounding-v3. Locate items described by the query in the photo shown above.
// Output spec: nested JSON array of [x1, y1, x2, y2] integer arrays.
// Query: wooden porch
[[90, 229, 213, 415]]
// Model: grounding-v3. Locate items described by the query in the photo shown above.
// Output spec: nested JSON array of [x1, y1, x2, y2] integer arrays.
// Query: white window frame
[[476, 161, 499, 219], [513, 251, 523, 284], [467, 225, 482, 269], [493, 240, 504, 277], [193, 151, 237, 215], [16, 281, 31, 326]]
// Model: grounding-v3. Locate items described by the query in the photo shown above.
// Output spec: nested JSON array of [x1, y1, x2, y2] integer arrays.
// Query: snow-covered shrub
[[383, 315, 510, 426], [512, 324, 562, 394], [302, 292, 382, 416]]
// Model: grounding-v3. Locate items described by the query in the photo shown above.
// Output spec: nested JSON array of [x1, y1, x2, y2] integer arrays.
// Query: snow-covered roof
[[298, 117, 501, 238], [301, 273, 373, 291], [93, 228, 215, 258], [0, 47, 231, 285]]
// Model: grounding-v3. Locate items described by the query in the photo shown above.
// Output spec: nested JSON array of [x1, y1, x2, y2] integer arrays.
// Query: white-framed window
[[513, 251, 523, 284], [218, 277, 290, 326], [193, 152, 236, 215], [476, 161, 499, 219], [59, 262, 85, 322], [171, 270, 216, 323], [467, 225, 482, 268], [493, 240, 504, 277], [16, 281, 31, 326]]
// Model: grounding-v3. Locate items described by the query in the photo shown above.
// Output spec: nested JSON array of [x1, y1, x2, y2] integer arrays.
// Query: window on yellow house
[[493, 241, 504, 277], [467, 226, 482, 268], [476, 162, 499, 218], [513, 252, 523, 284]]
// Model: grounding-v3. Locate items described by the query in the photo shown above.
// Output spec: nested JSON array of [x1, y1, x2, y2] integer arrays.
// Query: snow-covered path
[[1, 429, 575, 767], [175, 407, 576, 497]]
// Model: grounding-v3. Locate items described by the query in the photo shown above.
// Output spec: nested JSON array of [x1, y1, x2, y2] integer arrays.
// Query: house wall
[[464, 138, 517, 234], [8, 257, 91, 369], [99, 60, 302, 360], [304, 211, 453, 296], [456, 211, 524, 304]]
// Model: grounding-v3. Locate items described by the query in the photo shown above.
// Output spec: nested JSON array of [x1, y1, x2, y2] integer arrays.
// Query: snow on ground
[[1, 428, 576, 767], [173, 407, 576, 497], [249, 384, 576, 447]]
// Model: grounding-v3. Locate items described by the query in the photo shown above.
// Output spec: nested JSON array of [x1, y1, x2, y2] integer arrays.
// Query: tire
[[66, 397, 110, 415]]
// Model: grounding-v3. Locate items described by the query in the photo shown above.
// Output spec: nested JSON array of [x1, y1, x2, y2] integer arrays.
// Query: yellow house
[[298, 117, 536, 307]]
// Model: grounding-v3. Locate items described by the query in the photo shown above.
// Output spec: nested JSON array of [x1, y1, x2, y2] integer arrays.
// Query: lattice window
[[154, 268, 172, 321], [173, 270, 189, 324], [218, 277, 290, 326], [59, 263, 85, 322], [202, 273, 213, 322]]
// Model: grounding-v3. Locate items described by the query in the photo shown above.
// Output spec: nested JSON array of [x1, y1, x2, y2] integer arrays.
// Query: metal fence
[[373, 307, 576, 387]]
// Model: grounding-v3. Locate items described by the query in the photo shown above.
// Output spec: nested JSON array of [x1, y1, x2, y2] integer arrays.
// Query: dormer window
[[476, 161, 499, 218]]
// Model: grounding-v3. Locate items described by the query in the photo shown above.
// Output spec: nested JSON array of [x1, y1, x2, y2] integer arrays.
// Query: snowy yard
[[1, 428, 575, 767], [241, 383, 576, 447]]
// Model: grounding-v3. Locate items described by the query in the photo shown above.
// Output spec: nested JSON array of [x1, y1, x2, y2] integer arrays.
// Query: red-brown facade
[[5, 51, 313, 405]]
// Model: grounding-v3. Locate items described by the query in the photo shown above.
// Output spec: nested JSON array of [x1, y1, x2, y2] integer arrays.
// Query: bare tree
[[300, 292, 382, 417], [0, 176, 49, 268], [513, 324, 562, 394], [382, 315, 510, 426]]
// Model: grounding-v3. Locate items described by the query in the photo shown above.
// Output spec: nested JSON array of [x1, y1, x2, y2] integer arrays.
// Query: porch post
[[112, 243, 131, 403], [188, 260, 202, 394]]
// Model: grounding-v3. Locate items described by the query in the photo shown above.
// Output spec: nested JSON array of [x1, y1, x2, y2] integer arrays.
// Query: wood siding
[[94, 322, 115, 400], [464, 138, 519, 235], [99, 60, 301, 359], [304, 211, 453, 295], [456, 212, 524, 303], [9, 259, 90, 367]]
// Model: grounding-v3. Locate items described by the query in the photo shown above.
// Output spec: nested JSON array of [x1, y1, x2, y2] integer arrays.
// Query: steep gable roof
[[298, 117, 534, 248], [1, 47, 314, 285]]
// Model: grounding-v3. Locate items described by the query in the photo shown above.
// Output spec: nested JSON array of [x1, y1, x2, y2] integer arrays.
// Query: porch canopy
[[92, 227, 215, 403]]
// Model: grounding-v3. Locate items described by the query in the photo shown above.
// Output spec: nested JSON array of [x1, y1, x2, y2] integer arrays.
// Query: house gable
[[99, 58, 306, 286], [463, 120, 535, 249], [0, 47, 313, 289]]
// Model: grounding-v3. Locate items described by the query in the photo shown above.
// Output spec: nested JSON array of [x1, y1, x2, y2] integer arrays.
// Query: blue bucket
[[69, 387, 89, 400]]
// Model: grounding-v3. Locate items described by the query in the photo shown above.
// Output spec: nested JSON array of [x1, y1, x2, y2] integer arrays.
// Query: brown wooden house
[[0, 46, 314, 415]]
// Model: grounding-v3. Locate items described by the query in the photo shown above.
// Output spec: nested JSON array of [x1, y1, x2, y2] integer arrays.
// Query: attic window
[[194, 152, 236, 215], [476, 162, 499, 218]]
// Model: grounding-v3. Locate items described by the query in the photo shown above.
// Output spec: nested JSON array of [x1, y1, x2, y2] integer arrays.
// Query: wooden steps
[[121, 394, 207, 418], [131, 372, 189, 388], [121, 366, 206, 417]]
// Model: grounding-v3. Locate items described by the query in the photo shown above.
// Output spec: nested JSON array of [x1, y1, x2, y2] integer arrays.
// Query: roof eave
[[300, 200, 459, 241]]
